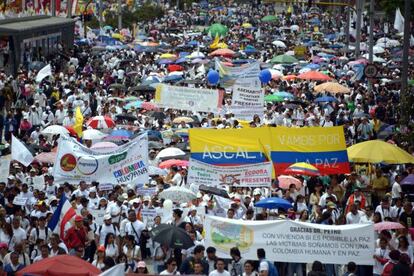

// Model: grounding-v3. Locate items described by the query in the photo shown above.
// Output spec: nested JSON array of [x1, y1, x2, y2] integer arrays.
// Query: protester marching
[[0, 0, 413, 276]]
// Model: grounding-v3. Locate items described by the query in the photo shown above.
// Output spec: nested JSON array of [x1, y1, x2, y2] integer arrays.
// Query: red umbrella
[[297, 71, 332, 81], [159, 159, 189, 169], [86, 116, 116, 129], [168, 64, 184, 72], [16, 255, 100, 276], [277, 175, 302, 189], [141, 102, 159, 111], [64, 126, 78, 137], [209, 48, 236, 57]]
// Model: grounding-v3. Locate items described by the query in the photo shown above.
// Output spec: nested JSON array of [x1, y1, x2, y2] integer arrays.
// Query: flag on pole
[[73, 106, 83, 138], [48, 194, 76, 237], [11, 135, 34, 167], [394, 8, 404, 33], [99, 264, 125, 276], [35, 64, 52, 83]]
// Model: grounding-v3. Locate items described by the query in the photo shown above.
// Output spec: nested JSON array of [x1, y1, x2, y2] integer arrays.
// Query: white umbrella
[[372, 45, 385, 54], [272, 40, 287, 48], [376, 38, 400, 48], [268, 69, 283, 79], [148, 166, 168, 176], [42, 125, 69, 136], [83, 129, 107, 140], [188, 51, 205, 59], [290, 25, 300, 31], [272, 64, 284, 70], [362, 54, 386, 63], [156, 147, 186, 159], [284, 50, 295, 56], [159, 186, 197, 202]]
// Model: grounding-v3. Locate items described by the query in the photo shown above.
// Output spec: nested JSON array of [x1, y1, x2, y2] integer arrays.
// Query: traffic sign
[[364, 64, 378, 78]]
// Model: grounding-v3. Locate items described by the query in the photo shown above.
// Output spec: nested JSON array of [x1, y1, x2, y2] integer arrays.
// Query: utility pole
[[355, 0, 364, 58], [400, 0, 412, 127], [345, 3, 350, 52], [51, 0, 56, 16], [367, 0, 374, 91], [118, 0, 122, 30], [67, 0, 72, 18]]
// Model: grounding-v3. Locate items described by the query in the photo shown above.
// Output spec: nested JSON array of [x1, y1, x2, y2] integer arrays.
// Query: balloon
[[207, 70, 220, 85], [164, 199, 173, 210], [259, 69, 272, 83]]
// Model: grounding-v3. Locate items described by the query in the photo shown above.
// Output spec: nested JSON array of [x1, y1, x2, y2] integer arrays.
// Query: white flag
[[11, 135, 34, 167], [394, 8, 404, 33], [99, 264, 125, 276], [35, 64, 52, 83]]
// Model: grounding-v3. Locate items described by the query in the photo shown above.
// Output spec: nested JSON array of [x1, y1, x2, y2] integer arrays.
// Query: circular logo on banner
[[76, 156, 98, 175], [364, 64, 378, 78], [60, 154, 77, 172]]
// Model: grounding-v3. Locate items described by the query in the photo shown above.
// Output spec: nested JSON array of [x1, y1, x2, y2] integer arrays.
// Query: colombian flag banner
[[189, 127, 350, 175]]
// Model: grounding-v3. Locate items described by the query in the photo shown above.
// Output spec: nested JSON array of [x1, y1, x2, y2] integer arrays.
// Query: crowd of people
[[0, 0, 413, 275]]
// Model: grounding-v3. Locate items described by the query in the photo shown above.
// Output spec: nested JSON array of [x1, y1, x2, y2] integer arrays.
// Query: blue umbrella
[[329, 44, 343, 49], [274, 91, 294, 99], [309, 18, 321, 25], [163, 75, 183, 82], [125, 100, 143, 109], [255, 197, 292, 210], [187, 40, 199, 47], [158, 59, 174, 65], [175, 58, 188, 64], [325, 34, 337, 40], [306, 63, 320, 70], [401, 174, 414, 185], [315, 96, 337, 103], [179, 52, 190, 58], [105, 129, 133, 141]]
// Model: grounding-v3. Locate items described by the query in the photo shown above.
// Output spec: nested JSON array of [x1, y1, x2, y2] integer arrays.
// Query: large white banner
[[53, 134, 149, 185], [230, 84, 264, 120], [215, 60, 261, 88], [155, 84, 223, 113], [204, 216, 375, 265], [188, 159, 272, 187]]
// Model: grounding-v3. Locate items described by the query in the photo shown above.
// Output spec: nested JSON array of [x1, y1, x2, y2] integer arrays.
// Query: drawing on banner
[[210, 220, 254, 253], [219, 174, 241, 185]]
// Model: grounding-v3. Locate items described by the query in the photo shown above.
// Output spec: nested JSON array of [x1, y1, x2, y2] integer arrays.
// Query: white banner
[[52, 134, 149, 185], [230, 84, 264, 120], [11, 135, 34, 167], [205, 216, 375, 265], [188, 159, 272, 187], [215, 60, 261, 88], [155, 84, 223, 113], [0, 155, 11, 183]]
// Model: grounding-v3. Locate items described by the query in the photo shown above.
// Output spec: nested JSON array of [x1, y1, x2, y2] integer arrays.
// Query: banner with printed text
[[155, 84, 223, 113], [52, 134, 148, 185], [189, 127, 350, 175], [204, 216, 374, 265], [188, 158, 272, 187]]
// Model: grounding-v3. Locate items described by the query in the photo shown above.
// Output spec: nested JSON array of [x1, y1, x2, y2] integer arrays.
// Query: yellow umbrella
[[314, 82, 351, 94], [347, 140, 414, 164], [112, 33, 123, 40], [242, 23, 253, 28], [160, 53, 177, 59]]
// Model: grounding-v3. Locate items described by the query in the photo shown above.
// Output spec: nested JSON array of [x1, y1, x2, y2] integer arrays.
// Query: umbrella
[[264, 94, 284, 102], [199, 184, 230, 198], [158, 59, 174, 65], [210, 48, 236, 57], [82, 129, 107, 140], [16, 255, 101, 276], [374, 222, 405, 232], [315, 96, 337, 103], [347, 140, 414, 164], [255, 197, 292, 210], [269, 69, 284, 79], [108, 83, 126, 91], [283, 74, 297, 81], [377, 124, 395, 140], [274, 91, 294, 99], [207, 23, 228, 37], [42, 125, 69, 136], [150, 224, 194, 249], [125, 100, 143, 110], [277, 175, 302, 189], [173, 117, 194, 124], [132, 85, 156, 93], [86, 116, 116, 129], [297, 71, 332, 81], [148, 111, 166, 120], [401, 174, 414, 185], [116, 114, 138, 122], [160, 53, 177, 59], [272, 40, 287, 48], [104, 129, 133, 141], [284, 162, 320, 176], [90, 141, 118, 152], [35, 151, 57, 164], [262, 15, 278, 22], [159, 186, 197, 202], [143, 76, 162, 85], [156, 147, 186, 159], [314, 82, 351, 94], [159, 159, 189, 169], [271, 55, 298, 64], [64, 126, 78, 137], [242, 22, 253, 28], [148, 166, 168, 176], [290, 25, 300, 31], [141, 102, 159, 111]]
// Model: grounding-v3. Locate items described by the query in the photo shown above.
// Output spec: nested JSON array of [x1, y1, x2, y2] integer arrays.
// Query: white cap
[[259, 262, 269, 272], [89, 187, 96, 193], [253, 188, 262, 196], [103, 214, 112, 220]]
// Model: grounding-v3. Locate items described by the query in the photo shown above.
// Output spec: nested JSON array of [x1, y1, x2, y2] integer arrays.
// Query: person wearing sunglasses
[[160, 257, 180, 275]]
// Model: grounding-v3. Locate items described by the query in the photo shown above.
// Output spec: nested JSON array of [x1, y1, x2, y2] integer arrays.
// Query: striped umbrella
[[284, 162, 320, 176], [86, 116, 116, 129]]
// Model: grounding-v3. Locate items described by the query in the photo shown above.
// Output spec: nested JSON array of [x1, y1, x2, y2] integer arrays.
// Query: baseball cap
[[74, 215, 83, 222], [259, 262, 269, 272], [103, 214, 111, 220], [97, 245, 105, 252], [137, 261, 146, 268]]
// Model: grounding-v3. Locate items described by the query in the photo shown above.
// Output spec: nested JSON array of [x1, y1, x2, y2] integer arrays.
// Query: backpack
[[36, 227, 49, 240]]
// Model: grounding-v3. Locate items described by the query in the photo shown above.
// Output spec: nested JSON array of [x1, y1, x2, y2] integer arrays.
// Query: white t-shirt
[[160, 269, 181, 275], [373, 247, 389, 274], [391, 182, 402, 199], [209, 270, 231, 276], [346, 210, 366, 224], [10, 227, 27, 251], [124, 220, 145, 243], [95, 224, 119, 245]]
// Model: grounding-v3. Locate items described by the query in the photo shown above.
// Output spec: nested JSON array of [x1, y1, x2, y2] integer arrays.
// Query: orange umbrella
[[209, 48, 236, 57], [283, 74, 297, 81], [297, 71, 332, 81]]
